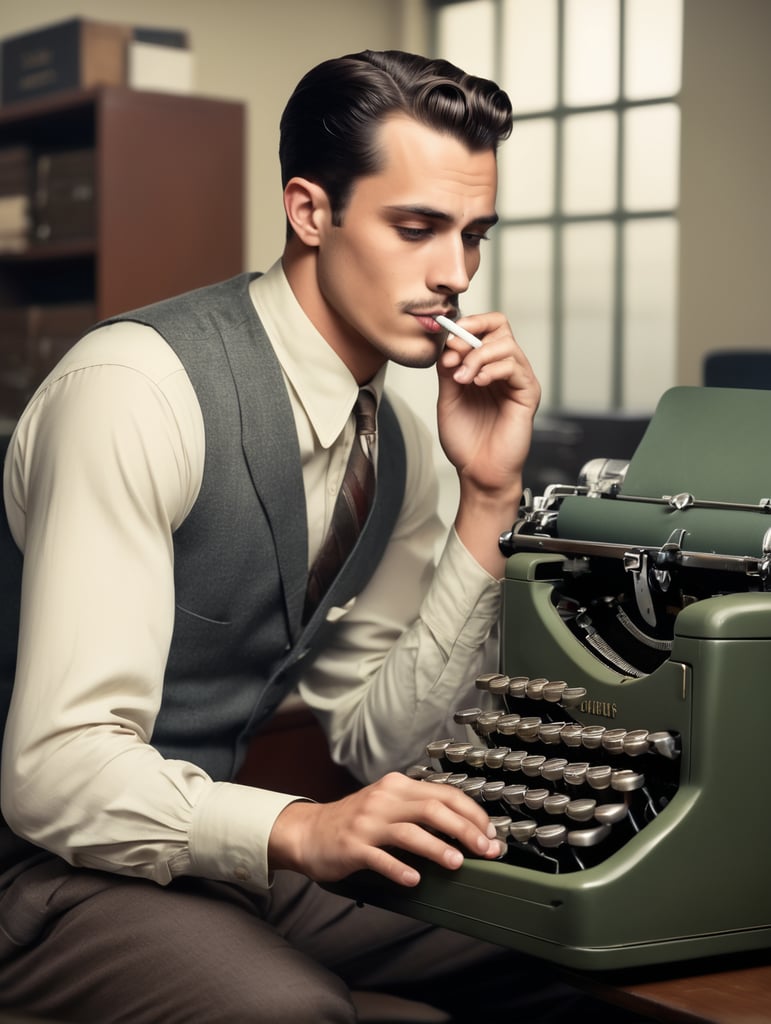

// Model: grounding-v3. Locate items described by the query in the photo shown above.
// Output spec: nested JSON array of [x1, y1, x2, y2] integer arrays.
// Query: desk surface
[[567, 949, 771, 1023]]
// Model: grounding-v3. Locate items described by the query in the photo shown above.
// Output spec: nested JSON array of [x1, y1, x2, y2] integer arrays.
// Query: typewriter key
[[464, 747, 488, 769], [458, 777, 485, 801], [445, 742, 474, 764], [567, 823, 611, 847], [535, 824, 567, 848], [507, 676, 529, 699], [484, 747, 511, 770], [510, 820, 537, 843], [502, 750, 528, 772], [544, 793, 571, 815], [623, 729, 650, 756], [426, 738, 454, 761], [563, 762, 589, 787], [581, 725, 606, 750], [560, 686, 587, 708], [526, 677, 548, 700], [475, 672, 507, 692], [560, 724, 584, 747], [524, 787, 549, 811], [601, 728, 627, 754], [566, 798, 596, 822], [594, 801, 629, 826], [501, 784, 527, 807], [541, 757, 569, 782], [648, 731, 680, 759], [522, 755, 547, 778], [496, 713, 521, 736], [539, 722, 565, 745], [586, 765, 613, 790], [453, 706, 483, 727], [543, 680, 568, 702], [516, 717, 542, 742]]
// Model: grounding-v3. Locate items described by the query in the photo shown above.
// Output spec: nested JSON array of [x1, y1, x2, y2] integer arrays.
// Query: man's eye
[[462, 232, 489, 248], [396, 226, 431, 241]]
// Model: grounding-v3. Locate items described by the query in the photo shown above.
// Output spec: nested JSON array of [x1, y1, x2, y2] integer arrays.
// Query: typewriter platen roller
[[335, 386, 771, 970]]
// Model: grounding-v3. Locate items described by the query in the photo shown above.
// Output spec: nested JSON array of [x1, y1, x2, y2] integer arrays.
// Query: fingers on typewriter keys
[[459, 777, 486, 803]]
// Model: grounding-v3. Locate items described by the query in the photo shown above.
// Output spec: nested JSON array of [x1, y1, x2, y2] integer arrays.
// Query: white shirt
[[1, 262, 501, 892]]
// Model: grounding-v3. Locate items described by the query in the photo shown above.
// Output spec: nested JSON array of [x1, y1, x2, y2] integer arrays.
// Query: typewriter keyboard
[[409, 673, 681, 874]]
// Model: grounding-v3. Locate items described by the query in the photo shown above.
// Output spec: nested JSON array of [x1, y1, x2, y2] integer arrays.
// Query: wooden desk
[[566, 949, 771, 1023]]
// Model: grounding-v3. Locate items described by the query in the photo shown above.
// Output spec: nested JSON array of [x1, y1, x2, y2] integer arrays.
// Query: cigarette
[[433, 315, 482, 349]]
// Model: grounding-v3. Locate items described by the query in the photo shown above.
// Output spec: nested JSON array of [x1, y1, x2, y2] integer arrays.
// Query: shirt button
[[234, 864, 251, 881]]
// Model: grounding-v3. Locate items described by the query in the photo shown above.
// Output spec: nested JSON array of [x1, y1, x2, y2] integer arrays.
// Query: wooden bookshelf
[[0, 86, 245, 417]]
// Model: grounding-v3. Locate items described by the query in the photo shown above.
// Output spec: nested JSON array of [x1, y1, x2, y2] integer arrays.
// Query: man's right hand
[[268, 772, 503, 887]]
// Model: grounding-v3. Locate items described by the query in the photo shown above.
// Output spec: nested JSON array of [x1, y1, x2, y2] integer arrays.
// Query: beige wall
[[678, 0, 771, 385]]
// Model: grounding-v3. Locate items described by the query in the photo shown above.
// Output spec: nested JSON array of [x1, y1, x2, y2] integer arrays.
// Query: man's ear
[[283, 177, 331, 247]]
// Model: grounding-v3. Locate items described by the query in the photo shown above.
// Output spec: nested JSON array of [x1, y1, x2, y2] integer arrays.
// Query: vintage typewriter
[[338, 386, 771, 970]]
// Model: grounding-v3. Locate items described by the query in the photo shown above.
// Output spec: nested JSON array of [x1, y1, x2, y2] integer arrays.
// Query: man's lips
[[410, 312, 455, 334]]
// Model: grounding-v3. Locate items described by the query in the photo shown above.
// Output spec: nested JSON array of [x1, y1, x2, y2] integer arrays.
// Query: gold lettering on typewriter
[[579, 699, 618, 719]]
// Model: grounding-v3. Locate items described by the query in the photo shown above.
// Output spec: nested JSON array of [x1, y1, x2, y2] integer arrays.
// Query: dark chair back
[[703, 350, 771, 389]]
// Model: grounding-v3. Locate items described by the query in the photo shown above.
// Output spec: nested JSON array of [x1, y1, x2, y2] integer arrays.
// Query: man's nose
[[428, 238, 471, 295]]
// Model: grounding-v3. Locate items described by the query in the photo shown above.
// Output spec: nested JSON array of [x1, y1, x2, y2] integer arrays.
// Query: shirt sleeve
[[1, 324, 300, 892], [299, 392, 502, 784]]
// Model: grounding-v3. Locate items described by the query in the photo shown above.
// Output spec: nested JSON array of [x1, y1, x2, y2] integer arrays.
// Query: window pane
[[624, 103, 680, 210], [562, 223, 615, 409], [499, 226, 553, 402], [436, 0, 496, 79], [625, 0, 683, 99], [499, 119, 555, 217], [623, 218, 678, 410], [564, 0, 619, 106], [501, 0, 557, 113], [563, 112, 617, 213]]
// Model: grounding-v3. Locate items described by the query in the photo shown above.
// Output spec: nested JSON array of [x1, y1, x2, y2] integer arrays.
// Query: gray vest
[[107, 274, 406, 781]]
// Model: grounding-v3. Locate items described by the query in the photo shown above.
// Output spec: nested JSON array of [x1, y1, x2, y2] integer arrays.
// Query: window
[[432, 0, 683, 412]]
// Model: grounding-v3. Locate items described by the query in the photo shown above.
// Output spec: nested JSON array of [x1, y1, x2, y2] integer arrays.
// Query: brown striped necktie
[[304, 389, 376, 621]]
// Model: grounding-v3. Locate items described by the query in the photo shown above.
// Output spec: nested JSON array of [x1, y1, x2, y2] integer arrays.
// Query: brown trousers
[[0, 855, 642, 1023]]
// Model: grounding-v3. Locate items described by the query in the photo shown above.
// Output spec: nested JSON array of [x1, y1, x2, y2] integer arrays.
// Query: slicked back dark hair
[[279, 49, 513, 228]]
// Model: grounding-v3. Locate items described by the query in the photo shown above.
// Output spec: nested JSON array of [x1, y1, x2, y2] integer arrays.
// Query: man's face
[[307, 115, 499, 381]]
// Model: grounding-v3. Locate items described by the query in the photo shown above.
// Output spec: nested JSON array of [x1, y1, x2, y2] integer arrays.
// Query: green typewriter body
[[338, 386, 771, 970]]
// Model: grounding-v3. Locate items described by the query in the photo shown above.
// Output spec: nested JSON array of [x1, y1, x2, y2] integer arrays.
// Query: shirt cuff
[[187, 781, 303, 891], [421, 528, 501, 653]]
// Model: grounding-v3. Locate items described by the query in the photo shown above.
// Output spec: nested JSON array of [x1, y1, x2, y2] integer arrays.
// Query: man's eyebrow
[[384, 204, 499, 228]]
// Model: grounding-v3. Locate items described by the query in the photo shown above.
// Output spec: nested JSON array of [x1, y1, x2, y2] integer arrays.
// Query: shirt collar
[[249, 261, 386, 449]]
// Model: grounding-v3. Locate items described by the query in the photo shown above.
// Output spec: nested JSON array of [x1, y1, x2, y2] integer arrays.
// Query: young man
[[0, 51, 632, 1022]]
